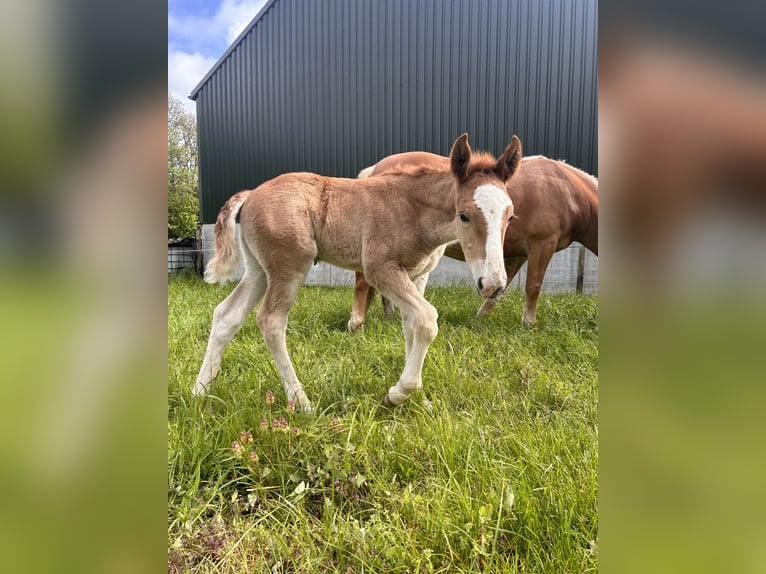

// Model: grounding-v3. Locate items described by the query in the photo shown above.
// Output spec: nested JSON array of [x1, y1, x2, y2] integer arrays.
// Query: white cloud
[[168, 0, 268, 54], [168, 0, 269, 114], [168, 51, 218, 114], [220, 0, 269, 44]]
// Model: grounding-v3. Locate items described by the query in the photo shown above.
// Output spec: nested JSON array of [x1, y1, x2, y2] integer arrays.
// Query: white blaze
[[470, 184, 512, 286]]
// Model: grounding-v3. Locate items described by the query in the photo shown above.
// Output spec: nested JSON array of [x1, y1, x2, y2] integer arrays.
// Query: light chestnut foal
[[348, 152, 598, 329], [193, 134, 522, 411]]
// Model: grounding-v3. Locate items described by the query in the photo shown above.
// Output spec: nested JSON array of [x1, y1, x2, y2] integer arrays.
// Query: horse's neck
[[571, 172, 599, 254], [405, 173, 459, 248]]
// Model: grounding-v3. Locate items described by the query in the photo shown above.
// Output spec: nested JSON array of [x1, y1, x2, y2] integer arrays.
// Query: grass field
[[168, 272, 598, 573]]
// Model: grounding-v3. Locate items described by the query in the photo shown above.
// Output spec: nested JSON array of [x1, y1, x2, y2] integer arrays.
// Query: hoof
[[301, 403, 314, 414], [347, 319, 362, 332], [296, 398, 314, 414], [383, 392, 406, 408], [290, 390, 314, 414], [421, 397, 434, 412]]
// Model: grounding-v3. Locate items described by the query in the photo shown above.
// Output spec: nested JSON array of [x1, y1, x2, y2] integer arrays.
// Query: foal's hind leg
[[522, 239, 557, 325], [477, 257, 527, 317], [193, 269, 267, 396], [256, 266, 314, 412]]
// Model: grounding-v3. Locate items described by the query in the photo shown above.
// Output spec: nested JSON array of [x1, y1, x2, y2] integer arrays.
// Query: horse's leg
[[403, 272, 433, 357], [256, 265, 314, 412], [522, 239, 557, 325], [413, 272, 430, 296], [380, 251, 442, 322], [348, 272, 375, 331], [396, 272, 430, 361], [381, 296, 396, 317], [369, 267, 438, 407], [193, 267, 267, 396], [477, 257, 526, 317]]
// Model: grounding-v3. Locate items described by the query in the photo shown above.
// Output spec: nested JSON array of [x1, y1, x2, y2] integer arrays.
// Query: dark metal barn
[[190, 0, 598, 225]]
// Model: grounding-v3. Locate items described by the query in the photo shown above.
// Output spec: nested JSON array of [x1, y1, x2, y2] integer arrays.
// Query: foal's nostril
[[477, 278, 484, 292]]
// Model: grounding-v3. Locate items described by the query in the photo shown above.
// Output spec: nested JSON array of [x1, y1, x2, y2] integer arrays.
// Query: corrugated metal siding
[[193, 0, 598, 223]]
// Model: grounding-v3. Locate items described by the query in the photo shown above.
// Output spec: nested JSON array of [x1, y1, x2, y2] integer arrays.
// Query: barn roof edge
[[188, 0, 281, 101]]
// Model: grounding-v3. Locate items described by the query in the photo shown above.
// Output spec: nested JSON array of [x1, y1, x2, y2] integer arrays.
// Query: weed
[[168, 276, 598, 572]]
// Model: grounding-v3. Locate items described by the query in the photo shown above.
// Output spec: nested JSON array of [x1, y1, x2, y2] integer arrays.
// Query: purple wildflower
[[238, 430, 253, 445]]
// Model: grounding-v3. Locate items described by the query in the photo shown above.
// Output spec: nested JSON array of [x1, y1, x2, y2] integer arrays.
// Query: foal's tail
[[204, 190, 253, 284]]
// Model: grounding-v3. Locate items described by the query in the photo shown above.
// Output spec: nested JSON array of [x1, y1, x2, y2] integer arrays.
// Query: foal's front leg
[[348, 272, 376, 332], [522, 239, 557, 325], [369, 268, 439, 406]]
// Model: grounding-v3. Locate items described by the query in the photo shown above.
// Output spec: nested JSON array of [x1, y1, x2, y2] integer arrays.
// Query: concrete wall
[[201, 224, 597, 294]]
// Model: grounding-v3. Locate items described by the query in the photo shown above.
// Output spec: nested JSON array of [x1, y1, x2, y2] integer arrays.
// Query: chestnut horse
[[348, 153, 597, 328], [193, 134, 522, 411]]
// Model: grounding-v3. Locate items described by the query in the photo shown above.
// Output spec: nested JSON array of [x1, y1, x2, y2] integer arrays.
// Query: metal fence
[[167, 237, 204, 274]]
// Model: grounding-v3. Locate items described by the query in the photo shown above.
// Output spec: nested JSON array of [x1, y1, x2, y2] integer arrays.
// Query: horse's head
[[450, 133, 522, 298]]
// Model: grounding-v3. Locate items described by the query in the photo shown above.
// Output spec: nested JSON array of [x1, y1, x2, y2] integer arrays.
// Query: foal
[[349, 153, 597, 327], [193, 134, 521, 410]]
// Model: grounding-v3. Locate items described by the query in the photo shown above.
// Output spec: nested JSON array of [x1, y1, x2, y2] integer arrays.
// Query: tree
[[168, 92, 200, 238]]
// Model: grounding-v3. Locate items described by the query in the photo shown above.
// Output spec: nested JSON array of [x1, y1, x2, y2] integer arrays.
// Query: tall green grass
[[168, 272, 598, 573]]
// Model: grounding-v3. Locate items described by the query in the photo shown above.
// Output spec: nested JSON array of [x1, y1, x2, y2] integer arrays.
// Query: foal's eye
[[459, 213, 470, 223]]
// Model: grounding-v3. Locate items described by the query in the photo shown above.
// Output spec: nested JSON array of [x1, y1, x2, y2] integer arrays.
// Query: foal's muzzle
[[477, 277, 505, 299]]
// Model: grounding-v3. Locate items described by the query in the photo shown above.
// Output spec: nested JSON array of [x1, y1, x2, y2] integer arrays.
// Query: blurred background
[[600, 1, 766, 572], [0, 0, 764, 571], [0, 0, 166, 572]]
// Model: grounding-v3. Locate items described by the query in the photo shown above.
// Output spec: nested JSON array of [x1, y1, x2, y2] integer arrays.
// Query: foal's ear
[[494, 135, 522, 182], [450, 133, 472, 182]]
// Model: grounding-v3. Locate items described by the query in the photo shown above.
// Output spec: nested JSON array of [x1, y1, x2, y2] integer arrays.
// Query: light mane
[[523, 155, 598, 187], [380, 163, 447, 177], [379, 150, 500, 178]]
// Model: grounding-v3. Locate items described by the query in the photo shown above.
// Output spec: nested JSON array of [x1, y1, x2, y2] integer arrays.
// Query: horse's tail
[[357, 165, 375, 179], [204, 190, 253, 284]]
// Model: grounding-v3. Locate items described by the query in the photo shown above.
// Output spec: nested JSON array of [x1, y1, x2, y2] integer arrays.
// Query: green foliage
[[168, 92, 200, 239], [168, 278, 599, 573]]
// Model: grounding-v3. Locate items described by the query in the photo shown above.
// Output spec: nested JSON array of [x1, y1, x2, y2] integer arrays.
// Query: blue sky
[[168, 0, 268, 113]]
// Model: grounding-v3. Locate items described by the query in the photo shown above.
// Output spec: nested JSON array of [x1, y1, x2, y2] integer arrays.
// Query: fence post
[[576, 244, 586, 293], [195, 227, 203, 275]]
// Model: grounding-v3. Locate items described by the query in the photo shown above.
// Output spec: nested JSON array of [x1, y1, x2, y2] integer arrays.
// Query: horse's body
[[348, 152, 598, 328], [194, 134, 522, 410]]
